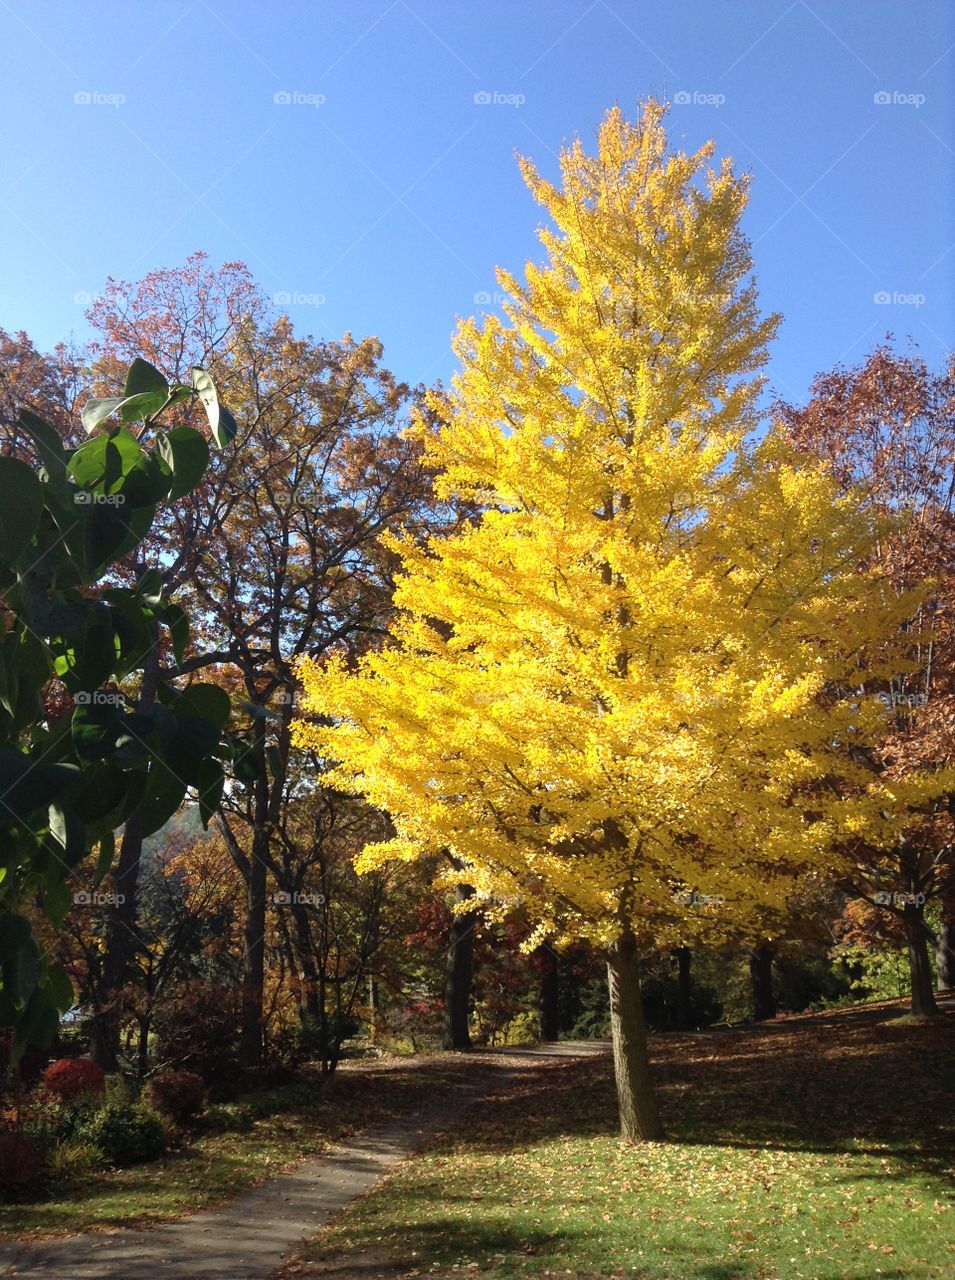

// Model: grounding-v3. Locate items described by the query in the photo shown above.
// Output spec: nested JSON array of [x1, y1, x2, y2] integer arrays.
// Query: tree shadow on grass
[[449, 1002, 955, 1185]]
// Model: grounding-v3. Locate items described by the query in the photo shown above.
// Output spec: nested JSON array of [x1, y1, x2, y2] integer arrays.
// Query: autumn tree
[[294, 103, 951, 1141], [778, 345, 955, 1015], [86, 255, 439, 1066]]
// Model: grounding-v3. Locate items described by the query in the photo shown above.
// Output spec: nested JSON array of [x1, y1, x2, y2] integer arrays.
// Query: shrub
[[41, 1058, 105, 1106], [47, 1139, 105, 1182], [0, 1132, 45, 1202], [153, 981, 242, 1087], [144, 1070, 205, 1125], [195, 1101, 255, 1133], [76, 1104, 166, 1166]]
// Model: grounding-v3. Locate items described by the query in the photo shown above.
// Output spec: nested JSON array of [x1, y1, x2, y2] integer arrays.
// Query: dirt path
[[0, 1043, 610, 1280]]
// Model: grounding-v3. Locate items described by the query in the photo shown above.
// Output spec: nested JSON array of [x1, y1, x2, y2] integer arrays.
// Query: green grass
[[284, 1004, 955, 1280], [0, 1058, 469, 1238]]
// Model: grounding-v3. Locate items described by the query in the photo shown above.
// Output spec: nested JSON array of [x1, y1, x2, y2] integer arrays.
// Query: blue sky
[[1, 1, 952, 406]]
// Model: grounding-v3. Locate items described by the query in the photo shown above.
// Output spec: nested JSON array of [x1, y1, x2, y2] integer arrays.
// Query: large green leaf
[[124, 358, 168, 399], [197, 756, 225, 827], [0, 457, 44, 563], [0, 749, 79, 817], [176, 682, 231, 729], [157, 426, 210, 500], [18, 408, 68, 493], [48, 801, 86, 869], [82, 391, 168, 434], [0, 914, 42, 1006], [71, 703, 125, 761], [136, 761, 187, 838], [192, 368, 238, 447]]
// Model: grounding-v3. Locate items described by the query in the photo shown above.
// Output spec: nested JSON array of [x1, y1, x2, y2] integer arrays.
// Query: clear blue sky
[[1, 1, 952, 405]]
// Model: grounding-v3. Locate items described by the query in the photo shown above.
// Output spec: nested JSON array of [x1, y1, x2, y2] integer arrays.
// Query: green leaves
[[0, 457, 44, 562], [124, 358, 167, 399], [157, 426, 210, 500], [0, 914, 41, 1006], [0, 359, 241, 1054]]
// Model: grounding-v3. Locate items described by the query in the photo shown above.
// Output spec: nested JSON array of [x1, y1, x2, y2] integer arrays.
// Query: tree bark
[[749, 945, 776, 1021], [290, 898, 322, 1023], [536, 946, 559, 1042], [442, 884, 476, 1051], [902, 903, 938, 1016], [676, 946, 692, 1031], [936, 891, 955, 991], [90, 636, 161, 1070], [606, 926, 664, 1141], [239, 716, 274, 1068]]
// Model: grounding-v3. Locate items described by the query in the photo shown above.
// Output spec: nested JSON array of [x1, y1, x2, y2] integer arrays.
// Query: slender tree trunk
[[936, 891, 955, 991], [537, 946, 559, 1042], [749, 945, 776, 1021], [902, 904, 938, 1016], [290, 899, 322, 1023], [90, 636, 161, 1070], [676, 946, 692, 1031], [443, 884, 476, 1051], [367, 976, 380, 1040], [240, 716, 273, 1069], [606, 926, 664, 1142], [241, 836, 268, 1067]]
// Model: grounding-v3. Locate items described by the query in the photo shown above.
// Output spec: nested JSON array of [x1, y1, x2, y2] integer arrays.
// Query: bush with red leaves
[[41, 1058, 106, 1105]]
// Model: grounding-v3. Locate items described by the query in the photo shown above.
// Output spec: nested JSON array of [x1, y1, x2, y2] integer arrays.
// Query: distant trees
[[82, 255, 439, 1067], [778, 346, 955, 1016]]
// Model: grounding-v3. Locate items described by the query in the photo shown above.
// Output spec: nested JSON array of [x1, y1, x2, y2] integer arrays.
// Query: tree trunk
[[606, 926, 664, 1142], [536, 946, 559, 1042], [442, 884, 476, 1051], [90, 636, 161, 1070], [902, 903, 938, 1016], [290, 898, 322, 1023], [936, 891, 954, 991], [749, 945, 776, 1021], [676, 946, 692, 1031]]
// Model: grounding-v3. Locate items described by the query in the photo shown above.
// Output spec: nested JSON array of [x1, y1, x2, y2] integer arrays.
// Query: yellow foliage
[[293, 102, 950, 950]]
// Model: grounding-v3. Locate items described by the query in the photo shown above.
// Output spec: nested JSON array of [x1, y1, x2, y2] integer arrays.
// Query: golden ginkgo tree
[[294, 102, 949, 1141]]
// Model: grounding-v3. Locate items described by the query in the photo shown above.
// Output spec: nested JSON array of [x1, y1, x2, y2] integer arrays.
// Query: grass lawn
[[0, 1057, 470, 1239], [281, 1002, 955, 1280]]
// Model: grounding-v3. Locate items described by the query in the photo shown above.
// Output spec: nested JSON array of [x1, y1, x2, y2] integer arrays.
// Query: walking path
[[0, 1042, 610, 1280]]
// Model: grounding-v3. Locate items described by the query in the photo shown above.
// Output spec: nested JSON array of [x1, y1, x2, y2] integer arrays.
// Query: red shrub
[[144, 1070, 205, 1125], [0, 1132, 44, 1201], [41, 1058, 105, 1105]]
